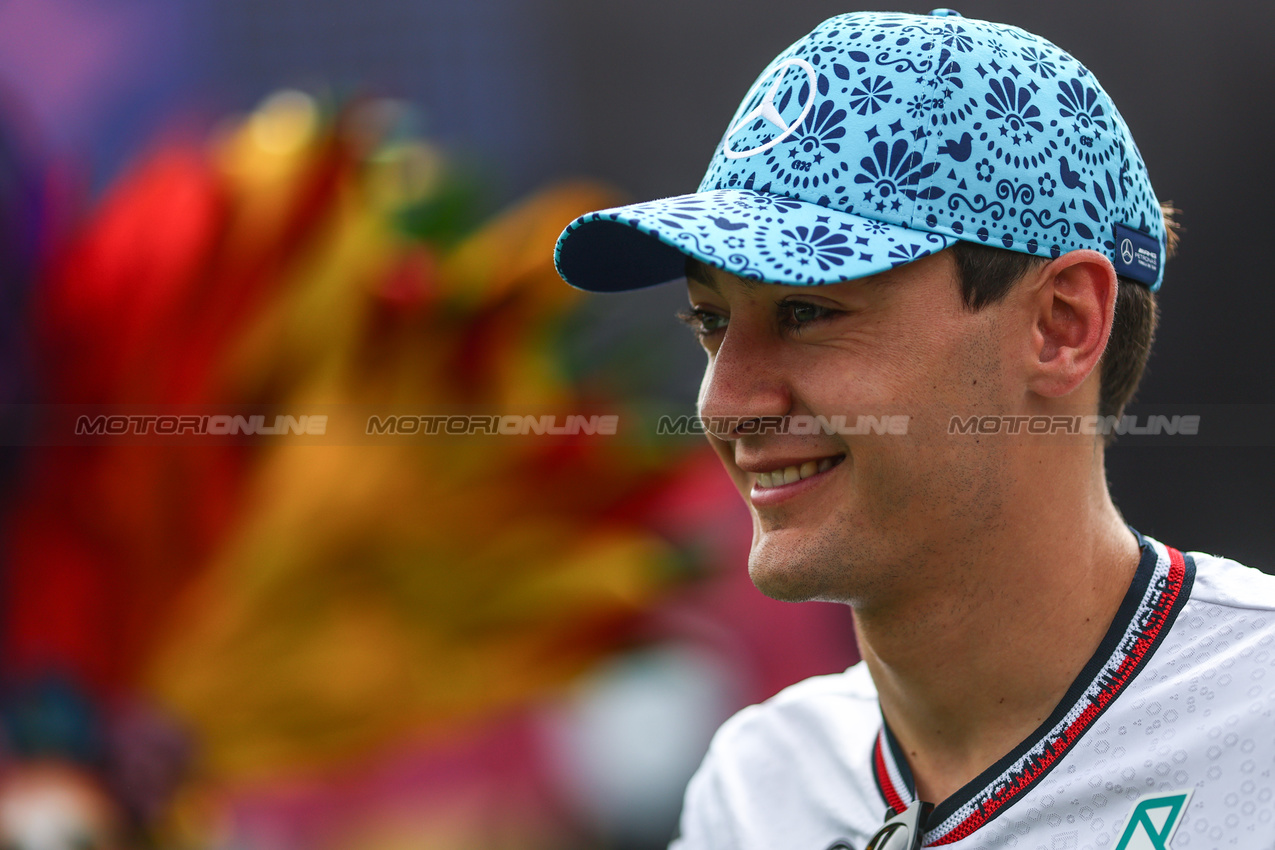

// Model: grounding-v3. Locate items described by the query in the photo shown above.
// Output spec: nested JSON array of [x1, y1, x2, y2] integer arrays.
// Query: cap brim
[[554, 189, 956, 293]]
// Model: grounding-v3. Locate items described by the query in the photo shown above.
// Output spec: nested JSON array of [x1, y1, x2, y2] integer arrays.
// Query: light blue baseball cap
[[554, 9, 1166, 293]]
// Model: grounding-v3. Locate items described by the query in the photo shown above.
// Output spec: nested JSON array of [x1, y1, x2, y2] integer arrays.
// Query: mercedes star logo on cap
[[722, 57, 817, 160]]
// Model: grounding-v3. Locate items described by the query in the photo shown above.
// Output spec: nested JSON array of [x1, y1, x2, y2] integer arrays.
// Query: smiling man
[[554, 10, 1275, 850]]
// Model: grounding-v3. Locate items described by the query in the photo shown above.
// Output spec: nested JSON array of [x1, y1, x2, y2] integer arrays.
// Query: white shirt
[[671, 533, 1275, 849]]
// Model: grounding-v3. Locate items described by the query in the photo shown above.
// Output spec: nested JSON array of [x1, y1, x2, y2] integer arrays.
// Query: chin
[[746, 530, 847, 603]]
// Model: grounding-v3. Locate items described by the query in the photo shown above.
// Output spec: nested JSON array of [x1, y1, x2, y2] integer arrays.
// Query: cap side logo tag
[[1113, 223, 1160, 286], [1112, 790, 1192, 850], [722, 58, 817, 160]]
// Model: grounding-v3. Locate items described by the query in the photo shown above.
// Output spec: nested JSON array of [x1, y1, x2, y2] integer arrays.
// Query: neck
[[853, 446, 1141, 805]]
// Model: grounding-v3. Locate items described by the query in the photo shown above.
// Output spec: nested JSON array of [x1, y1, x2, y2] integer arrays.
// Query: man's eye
[[780, 301, 836, 331], [676, 308, 728, 338]]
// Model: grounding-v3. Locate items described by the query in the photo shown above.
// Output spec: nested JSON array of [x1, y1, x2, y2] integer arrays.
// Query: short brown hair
[[950, 205, 1179, 426]]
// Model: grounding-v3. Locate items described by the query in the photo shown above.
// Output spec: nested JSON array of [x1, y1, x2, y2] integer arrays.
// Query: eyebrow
[[684, 257, 761, 291]]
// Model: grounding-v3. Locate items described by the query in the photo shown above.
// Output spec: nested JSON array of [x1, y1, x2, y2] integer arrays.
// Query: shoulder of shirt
[[707, 661, 879, 752], [1154, 536, 1275, 611]]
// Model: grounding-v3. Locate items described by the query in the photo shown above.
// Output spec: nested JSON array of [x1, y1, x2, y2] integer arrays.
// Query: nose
[[697, 313, 792, 440]]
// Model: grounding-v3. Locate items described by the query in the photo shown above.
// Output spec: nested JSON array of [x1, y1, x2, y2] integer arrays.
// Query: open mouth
[[753, 454, 845, 489]]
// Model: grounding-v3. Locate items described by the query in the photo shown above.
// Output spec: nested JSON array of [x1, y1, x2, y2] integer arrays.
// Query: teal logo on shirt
[[1113, 790, 1192, 850]]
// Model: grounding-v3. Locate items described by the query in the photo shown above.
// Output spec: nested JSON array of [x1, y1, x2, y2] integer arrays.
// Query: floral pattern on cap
[[556, 10, 1165, 291]]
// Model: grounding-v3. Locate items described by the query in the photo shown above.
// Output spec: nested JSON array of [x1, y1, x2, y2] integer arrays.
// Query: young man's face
[[684, 251, 1028, 608]]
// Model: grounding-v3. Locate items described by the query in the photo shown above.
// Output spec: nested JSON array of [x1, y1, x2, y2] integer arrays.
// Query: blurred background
[[0, 1, 1270, 848]]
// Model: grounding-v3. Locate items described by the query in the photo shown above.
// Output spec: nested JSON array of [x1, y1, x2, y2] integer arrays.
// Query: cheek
[[792, 325, 947, 414], [847, 437, 923, 525], [892, 316, 1010, 419], [706, 433, 749, 493]]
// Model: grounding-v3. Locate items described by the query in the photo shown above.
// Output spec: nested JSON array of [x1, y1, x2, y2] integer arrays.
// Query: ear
[[1025, 250, 1117, 399]]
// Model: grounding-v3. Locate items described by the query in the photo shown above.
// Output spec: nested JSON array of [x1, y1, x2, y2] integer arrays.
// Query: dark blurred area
[[0, 1, 1269, 848]]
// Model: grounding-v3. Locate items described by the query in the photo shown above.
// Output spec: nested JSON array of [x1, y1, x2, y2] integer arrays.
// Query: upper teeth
[[756, 457, 836, 489]]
